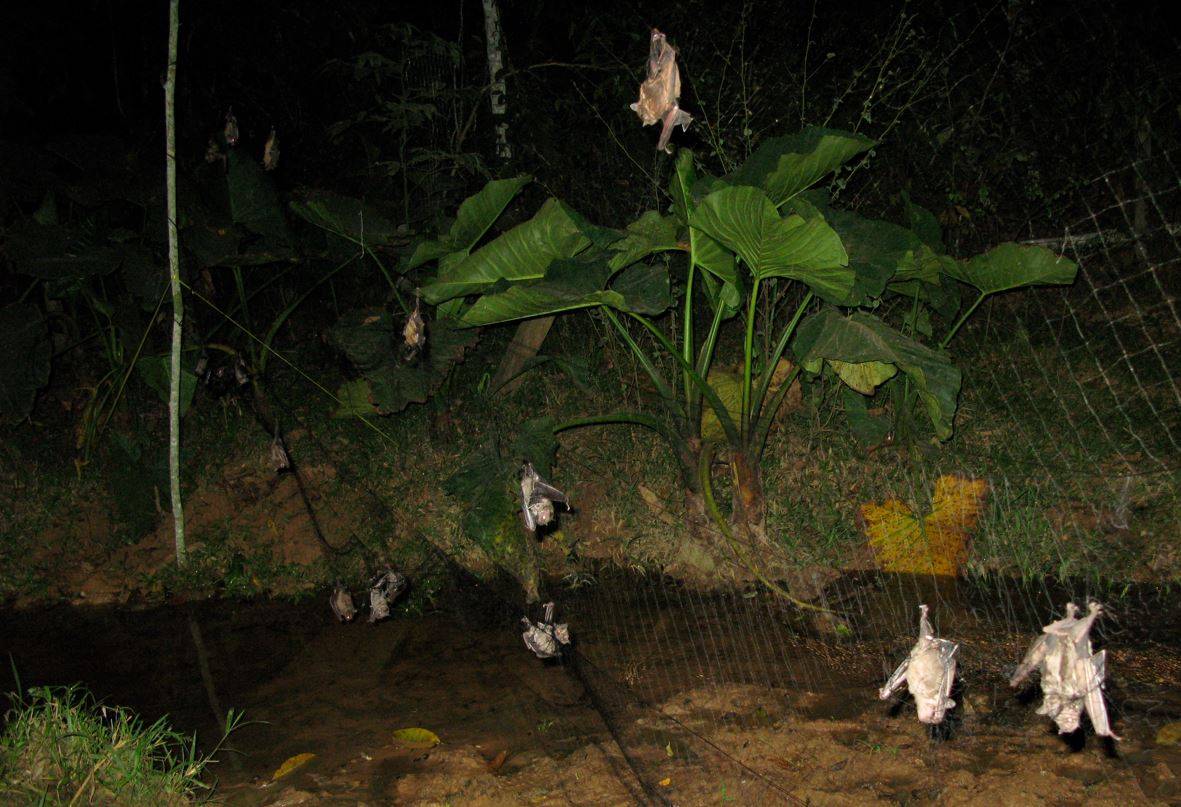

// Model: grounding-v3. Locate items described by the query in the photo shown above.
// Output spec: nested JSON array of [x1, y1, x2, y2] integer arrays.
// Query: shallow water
[[2, 573, 1179, 804]]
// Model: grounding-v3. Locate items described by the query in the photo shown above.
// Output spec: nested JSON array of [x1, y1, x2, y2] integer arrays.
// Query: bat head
[[530, 497, 555, 526]]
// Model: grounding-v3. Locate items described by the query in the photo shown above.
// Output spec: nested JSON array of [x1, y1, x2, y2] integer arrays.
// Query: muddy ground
[[2, 572, 1179, 806]]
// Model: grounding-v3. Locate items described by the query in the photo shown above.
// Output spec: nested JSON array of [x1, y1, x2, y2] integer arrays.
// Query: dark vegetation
[[1, 0, 1178, 614]]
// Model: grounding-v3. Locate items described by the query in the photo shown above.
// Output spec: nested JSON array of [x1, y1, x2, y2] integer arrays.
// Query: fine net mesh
[[184, 2, 1178, 802]]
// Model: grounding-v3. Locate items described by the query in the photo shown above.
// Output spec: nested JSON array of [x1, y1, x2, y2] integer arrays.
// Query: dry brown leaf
[[486, 749, 509, 774], [861, 475, 988, 576]]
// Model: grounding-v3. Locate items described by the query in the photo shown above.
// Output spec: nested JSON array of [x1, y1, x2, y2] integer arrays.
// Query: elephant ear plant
[[415, 126, 1077, 609]]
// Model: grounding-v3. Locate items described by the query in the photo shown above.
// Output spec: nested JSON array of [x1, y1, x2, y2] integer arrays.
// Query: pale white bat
[[880, 604, 958, 724], [521, 601, 571, 659], [1010, 601, 1118, 739], [630, 29, 693, 153], [368, 569, 408, 624], [520, 462, 569, 532]]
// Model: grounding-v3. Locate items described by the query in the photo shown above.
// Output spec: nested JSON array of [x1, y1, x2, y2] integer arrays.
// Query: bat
[[630, 29, 693, 153], [520, 463, 569, 531], [521, 601, 571, 659], [403, 292, 426, 360], [1010, 601, 1118, 739], [330, 584, 356, 622], [263, 128, 280, 171], [879, 604, 958, 724], [269, 424, 291, 473], [368, 569, 408, 624]]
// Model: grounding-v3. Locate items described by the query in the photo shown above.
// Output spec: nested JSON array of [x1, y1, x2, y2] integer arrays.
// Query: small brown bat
[[630, 29, 693, 153]]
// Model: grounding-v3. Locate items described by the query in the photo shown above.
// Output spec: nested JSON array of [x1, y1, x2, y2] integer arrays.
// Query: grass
[[0, 685, 240, 805]]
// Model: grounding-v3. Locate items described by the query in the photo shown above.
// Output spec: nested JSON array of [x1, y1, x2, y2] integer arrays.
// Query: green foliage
[[0, 304, 51, 424], [0, 685, 240, 805], [443, 417, 557, 587], [793, 308, 961, 439], [328, 308, 477, 415], [412, 123, 1079, 539]]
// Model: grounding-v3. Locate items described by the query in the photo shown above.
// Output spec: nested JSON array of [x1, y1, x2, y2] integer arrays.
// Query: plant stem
[[940, 291, 985, 349], [741, 275, 762, 439], [682, 254, 696, 411], [697, 444, 838, 616], [164, 0, 185, 567], [750, 290, 812, 430]]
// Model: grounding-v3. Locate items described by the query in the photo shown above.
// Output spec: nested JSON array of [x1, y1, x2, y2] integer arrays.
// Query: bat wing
[[1010, 634, 1050, 687], [533, 481, 568, 506], [880, 657, 910, 700], [937, 640, 959, 705], [644, 30, 664, 79], [520, 473, 537, 531], [1080, 649, 1118, 739]]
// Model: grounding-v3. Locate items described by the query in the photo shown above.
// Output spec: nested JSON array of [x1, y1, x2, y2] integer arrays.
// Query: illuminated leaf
[[827, 359, 896, 394], [271, 752, 315, 782], [861, 475, 988, 576], [392, 727, 441, 749]]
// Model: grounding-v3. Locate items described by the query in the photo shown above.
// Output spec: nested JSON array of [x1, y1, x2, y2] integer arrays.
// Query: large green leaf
[[421, 199, 592, 303], [901, 191, 943, 251], [289, 193, 402, 247], [728, 127, 875, 205], [820, 208, 950, 304], [459, 257, 670, 326], [4, 220, 122, 285], [693, 231, 737, 285], [0, 303, 51, 424], [226, 151, 294, 262], [448, 174, 531, 251], [945, 242, 1077, 295], [888, 278, 961, 320], [328, 308, 477, 414], [669, 148, 698, 225], [608, 211, 679, 270], [407, 175, 530, 270], [136, 355, 198, 417], [690, 186, 852, 302], [794, 308, 961, 439]]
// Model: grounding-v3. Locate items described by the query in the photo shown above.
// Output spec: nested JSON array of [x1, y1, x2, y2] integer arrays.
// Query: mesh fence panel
[[188, 2, 1179, 802]]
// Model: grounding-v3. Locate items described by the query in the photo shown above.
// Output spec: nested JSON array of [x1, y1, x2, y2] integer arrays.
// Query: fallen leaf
[[270, 752, 316, 782], [486, 749, 509, 773], [1156, 721, 1181, 746], [659, 777, 672, 787], [392, 727, 441, 749], [861, 475, 988, 576]]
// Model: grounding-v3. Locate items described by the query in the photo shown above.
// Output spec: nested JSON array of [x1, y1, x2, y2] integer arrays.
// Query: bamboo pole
[[165, 0, 187, 566]]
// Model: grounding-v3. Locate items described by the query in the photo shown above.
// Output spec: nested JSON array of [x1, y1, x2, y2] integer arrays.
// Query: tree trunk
[[490, 316, 553, 396], [482, 0, 511, 160], [164, 0, 186, 567]]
